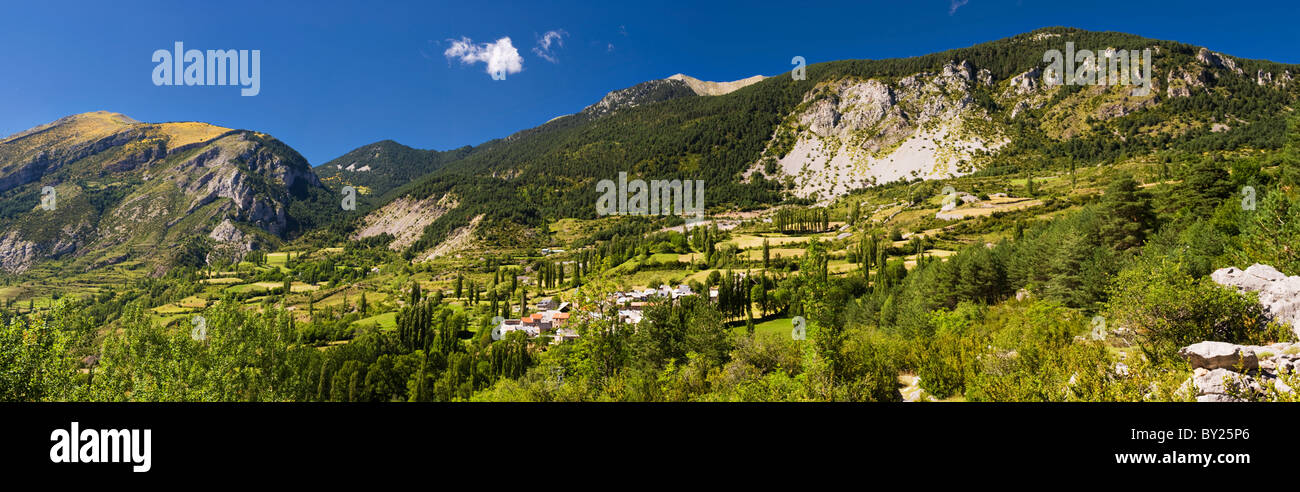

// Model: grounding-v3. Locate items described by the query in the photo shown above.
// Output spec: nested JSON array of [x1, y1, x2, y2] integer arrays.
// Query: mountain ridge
[[6, 27, 1299, 271], [349, 27, 1299, 256], [0, 111, 336, 274]]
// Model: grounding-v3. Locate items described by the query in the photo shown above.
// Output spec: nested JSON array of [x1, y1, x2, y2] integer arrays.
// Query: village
[[493, 283, 710, 343]]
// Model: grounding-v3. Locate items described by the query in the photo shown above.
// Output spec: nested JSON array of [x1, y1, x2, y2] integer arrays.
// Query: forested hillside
[[354, 27, 1298, 258], [314, 140, 477, 208]]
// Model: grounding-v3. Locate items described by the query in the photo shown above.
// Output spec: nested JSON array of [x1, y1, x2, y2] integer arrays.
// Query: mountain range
[[1, 27, 1296, 274]]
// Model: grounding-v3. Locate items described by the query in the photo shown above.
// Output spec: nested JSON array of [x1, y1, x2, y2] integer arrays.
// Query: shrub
[[1106, 258, 1274, 363]]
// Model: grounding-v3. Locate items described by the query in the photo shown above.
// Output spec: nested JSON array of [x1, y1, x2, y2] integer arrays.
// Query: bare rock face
[[1009, 67, 1043, 95], [1257, 70, 1274, 87], [209, 218, 251, 245], [1166, 66, 1208, 98], [0, 112, 333, 273], [799, 79, 898, 138], [758, 59, 1003, 201], [355, 194, 460, 251], [207, 218, 255, 264], [0, 231, 39, 273], [175, 134, 305, 237], [1211, 264, 1300, 339], [1196, 48, 1244, 75]]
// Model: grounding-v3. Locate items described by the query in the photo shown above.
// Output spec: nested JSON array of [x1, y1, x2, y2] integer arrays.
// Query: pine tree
[[1099, 175, 1156, 251]]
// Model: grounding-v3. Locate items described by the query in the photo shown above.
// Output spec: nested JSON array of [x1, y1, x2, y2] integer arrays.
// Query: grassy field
[[648, 253, 685, 264], [354, 311, 398, 330], [732, 316, 796, 338]]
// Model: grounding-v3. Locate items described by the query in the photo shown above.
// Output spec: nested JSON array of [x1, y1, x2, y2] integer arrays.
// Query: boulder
[[1179, 341, 1259, 371], [1211, 264, 1300, 339], [1193, 368, 1257, 396]]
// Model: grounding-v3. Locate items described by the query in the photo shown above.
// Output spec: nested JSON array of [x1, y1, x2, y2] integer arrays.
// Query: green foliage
[[916, 303, 985, 398], [1097, 175, 1157, 252], [1234, 189, 1300, 275], [1106, 257, 1275, 363], [314, 140, 476, 207], [0, 303, 76, 401]]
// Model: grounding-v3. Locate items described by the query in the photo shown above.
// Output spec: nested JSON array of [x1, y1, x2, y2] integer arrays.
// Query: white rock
[[1211, 264, 1300, 339], [1114, 362, 1130, 377], [1179, 341, 1259, 371], [1193, 368, 1240, 395]]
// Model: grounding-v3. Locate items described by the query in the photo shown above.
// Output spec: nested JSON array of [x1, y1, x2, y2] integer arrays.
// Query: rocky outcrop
[[0, 231, 39, 274], [1196, 48, 1244, 75], [206, 218, 256, 264], [0, 220, 91, 273], [0, 127, 147, 194], [209, 218, 254, 246], [174, 133, 314, 237], [1257, 70, 1274, 87], [756, 60, 1004, 201], [1211, 264, 1300, 338], [1181, 341, 1298, 401], [1184, 262, 1300, 401], [1009, 67, 1043, 95], [1166, 66, 1208, 98], [0, 151, 51, 194], [103, 141, 164, 173]]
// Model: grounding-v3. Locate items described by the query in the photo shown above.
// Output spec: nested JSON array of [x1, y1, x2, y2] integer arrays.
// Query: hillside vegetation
[[2, 28, 1299, 403]]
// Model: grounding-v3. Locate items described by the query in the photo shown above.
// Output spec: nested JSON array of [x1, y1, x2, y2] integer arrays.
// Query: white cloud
[[444, 36, 524, 78], [532, 29, 568, 63], [949, 0, 969, 15]]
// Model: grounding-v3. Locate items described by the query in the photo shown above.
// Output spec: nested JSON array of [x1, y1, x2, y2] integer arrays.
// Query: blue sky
[[1, 0, 1297, 165]]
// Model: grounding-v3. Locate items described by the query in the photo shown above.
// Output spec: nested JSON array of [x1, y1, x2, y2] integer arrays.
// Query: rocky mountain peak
[[667, 73, 768, 96]]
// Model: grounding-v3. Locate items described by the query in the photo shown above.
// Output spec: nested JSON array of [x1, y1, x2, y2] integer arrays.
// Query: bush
[[1106, 258, 1274, 363], [917, 303, 985, 398]]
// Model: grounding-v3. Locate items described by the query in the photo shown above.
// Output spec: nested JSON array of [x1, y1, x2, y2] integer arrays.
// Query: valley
[[2, 27, 1299, 403]]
